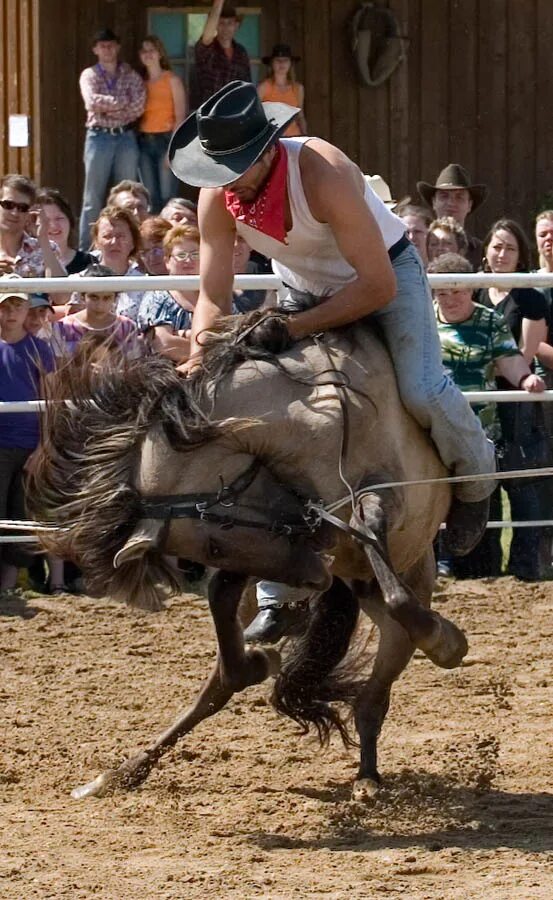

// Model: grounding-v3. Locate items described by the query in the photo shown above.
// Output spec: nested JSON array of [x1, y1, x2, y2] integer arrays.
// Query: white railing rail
[[1, 272, 553, 294]]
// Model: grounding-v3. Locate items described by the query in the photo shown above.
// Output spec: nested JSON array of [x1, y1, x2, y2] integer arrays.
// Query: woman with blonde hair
[[138, 35, 187, 212], [257, 44, 306, 136]]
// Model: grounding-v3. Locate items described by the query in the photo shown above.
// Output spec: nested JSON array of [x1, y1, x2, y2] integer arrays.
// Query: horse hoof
[[422, 614, 468, 669], [71, 769, 120, 800], [352, 777, 380, 802]]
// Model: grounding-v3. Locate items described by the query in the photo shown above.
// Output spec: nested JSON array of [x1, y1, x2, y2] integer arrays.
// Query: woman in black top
[[476, 218, 549, 581], [37, 189, 95, 276]]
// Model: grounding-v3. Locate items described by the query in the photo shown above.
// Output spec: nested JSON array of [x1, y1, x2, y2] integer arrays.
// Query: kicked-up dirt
[[1, 576, 552, 899]]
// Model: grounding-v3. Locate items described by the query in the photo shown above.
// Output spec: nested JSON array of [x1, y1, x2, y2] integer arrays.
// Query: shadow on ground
[[247, 769, 553, 854]]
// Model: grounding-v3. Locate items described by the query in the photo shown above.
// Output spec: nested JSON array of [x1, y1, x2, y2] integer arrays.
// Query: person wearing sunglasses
[[0, 174, 66, 280], [137, 223, 200, 361]]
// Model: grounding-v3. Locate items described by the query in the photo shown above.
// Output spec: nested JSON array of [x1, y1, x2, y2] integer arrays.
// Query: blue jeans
[[138, 132, 179, 213], [256, 242, 496, 609], [79, 129, 139, 249]]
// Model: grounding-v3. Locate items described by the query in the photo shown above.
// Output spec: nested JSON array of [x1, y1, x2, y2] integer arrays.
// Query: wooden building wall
[[0, 0, 40, 179], [32, 0, 553, 239]]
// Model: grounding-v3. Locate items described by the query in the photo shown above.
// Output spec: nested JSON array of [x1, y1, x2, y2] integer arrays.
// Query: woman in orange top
[[138, 35, 187, 212], [257, 44, 307, 136]]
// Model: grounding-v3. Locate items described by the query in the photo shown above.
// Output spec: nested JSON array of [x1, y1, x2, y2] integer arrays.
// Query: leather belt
[[88, 124, 134, 135]]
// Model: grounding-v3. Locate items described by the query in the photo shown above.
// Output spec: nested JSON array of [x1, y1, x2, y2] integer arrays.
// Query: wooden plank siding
[[0, 0, 39, 178], [26, 0, 549, 245]]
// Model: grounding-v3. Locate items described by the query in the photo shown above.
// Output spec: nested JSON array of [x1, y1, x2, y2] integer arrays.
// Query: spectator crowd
[[1, 1, 552, 596]]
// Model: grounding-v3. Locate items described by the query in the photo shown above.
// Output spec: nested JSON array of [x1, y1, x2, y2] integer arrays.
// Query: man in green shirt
[[430, 252, 544, 577], [431, 253, 544, 434]]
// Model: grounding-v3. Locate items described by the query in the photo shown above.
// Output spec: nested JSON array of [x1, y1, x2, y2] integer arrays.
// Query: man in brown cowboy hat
[[168, 81, 496, 642], [193, 1, 251, 109], [417, 164, 489, 270]]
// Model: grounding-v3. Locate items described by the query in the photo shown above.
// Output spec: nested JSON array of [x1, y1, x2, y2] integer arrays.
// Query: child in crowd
[[24, 293, 55, 340], [0, 275, 56, 593], [54, 264, 141, 360]]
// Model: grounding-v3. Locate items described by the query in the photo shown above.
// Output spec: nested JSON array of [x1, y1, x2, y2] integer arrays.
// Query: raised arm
[[177, 187, 236, 373], [201, 0, 225, 46], [286, 140, 396, 341]]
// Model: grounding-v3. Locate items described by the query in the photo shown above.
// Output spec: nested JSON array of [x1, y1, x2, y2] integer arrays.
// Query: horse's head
[[118, 429, 334, 592]]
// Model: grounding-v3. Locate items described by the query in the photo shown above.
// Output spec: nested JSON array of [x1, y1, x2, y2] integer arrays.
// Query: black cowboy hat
[[417, 164, 489, 212], [262, 43, 301, 65], [92, 27, 120, 45], [168, 81, 299, 189]]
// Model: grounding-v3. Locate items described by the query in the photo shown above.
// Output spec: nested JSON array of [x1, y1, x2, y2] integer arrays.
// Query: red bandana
[[224, 143, 289, 244]]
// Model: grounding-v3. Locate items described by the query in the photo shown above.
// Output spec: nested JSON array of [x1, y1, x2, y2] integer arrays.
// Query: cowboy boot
[[442, 496, 490, 557], [243, 602, 309, 644]]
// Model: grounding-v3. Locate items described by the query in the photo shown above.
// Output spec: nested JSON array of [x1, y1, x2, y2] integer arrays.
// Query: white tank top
[[234, 137, 406, 297]]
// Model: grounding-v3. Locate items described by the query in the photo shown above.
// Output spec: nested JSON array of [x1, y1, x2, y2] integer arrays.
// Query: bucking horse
[[29, 311, 469, 801]]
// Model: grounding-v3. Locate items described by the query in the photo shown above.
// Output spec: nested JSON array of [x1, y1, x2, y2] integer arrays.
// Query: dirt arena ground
[[1, 576, 552, 899]]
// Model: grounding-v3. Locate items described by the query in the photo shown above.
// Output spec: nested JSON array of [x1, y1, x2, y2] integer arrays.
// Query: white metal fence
[[1, 272, 552, 542]]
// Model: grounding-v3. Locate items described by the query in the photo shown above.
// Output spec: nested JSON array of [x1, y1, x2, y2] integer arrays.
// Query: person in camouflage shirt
[[430, 253, 545, 579], [430, 253, 544, 441]]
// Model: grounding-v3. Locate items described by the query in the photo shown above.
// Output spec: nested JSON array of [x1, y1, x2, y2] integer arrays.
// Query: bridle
[[139, 457, 321, 539]]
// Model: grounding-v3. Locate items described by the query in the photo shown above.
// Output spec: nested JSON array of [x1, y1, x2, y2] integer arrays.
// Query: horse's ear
[[113, 519, 166, 568]]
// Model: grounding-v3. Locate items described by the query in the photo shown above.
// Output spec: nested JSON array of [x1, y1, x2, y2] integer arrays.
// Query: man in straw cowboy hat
[[168, 81, 496, 642], [417, 163, 489, 271]]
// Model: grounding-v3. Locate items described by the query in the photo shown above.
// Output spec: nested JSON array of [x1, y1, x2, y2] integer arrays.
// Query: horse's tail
[[271, 578, 361, 747], [27, 355, 190, 611]]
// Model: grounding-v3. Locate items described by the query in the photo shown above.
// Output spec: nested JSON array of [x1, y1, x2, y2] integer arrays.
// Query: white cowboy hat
[[364, 174, 397, 208]]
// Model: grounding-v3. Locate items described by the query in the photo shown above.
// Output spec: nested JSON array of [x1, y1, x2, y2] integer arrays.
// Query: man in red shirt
[[193, 2, 251, 109]]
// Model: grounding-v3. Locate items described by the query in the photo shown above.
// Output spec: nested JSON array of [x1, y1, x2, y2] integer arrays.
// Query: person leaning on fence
[[54, 263, 141, 362], [89, 206, 146, 321], [429, 253, 545, 579], [139, 216, 171, 275], [0, 275, 55, 595], [78, 28, 146, 249], [534, 211, 553, 447], [137, 224, 201, 362], [476, 220, 551, 581]]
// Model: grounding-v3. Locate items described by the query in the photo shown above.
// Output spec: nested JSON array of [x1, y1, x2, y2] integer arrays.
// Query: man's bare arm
[[201, 0, 225, 45], [286, 140, 397, 341], [186, 187, 236, 363]]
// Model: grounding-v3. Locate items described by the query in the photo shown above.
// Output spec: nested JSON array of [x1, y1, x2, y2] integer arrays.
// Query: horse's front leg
[[354, 492, 468, 669], [209, 569, 280, 691], [71, 571, 279, 801]]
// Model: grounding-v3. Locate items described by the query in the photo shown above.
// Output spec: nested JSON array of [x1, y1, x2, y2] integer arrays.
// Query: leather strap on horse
[[351, 2, 408, 88]]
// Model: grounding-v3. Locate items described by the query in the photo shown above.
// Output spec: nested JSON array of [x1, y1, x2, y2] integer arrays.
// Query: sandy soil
[[1, 576, 552, 899]]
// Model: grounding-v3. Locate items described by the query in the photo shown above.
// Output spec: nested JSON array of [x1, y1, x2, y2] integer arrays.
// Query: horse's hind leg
[[71, 571, 279, 800], [351, 571, 421, 801], [354, 493, 468, 669]]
